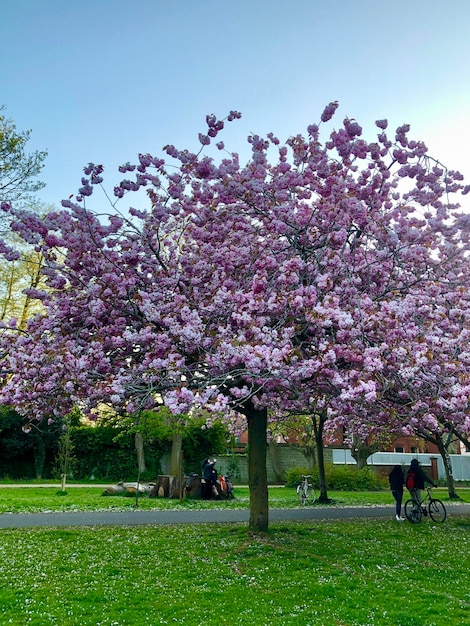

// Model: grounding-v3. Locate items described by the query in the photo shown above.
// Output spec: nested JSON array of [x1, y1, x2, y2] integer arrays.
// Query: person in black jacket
[[201, 457, 218, 500], [389, 465, 405, 521], [406, 458, 435, 505]]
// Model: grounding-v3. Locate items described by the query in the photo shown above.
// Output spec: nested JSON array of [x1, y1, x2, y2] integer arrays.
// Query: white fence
[[332, 449, 470, 481]]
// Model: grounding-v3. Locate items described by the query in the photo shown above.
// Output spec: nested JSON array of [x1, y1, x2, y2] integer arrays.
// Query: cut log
[[147, 474, 234, 499], [103, 482, 126, 496], [103, 482, 154, 496], [149, 475, 182, 499], [185, 473, 202, 499]]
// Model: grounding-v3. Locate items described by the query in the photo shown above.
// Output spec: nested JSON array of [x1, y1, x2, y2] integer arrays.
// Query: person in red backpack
[[406, 459, 436, 506]]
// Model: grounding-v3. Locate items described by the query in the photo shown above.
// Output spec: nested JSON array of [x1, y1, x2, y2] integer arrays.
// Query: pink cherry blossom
[[1, 104, 469, 529]]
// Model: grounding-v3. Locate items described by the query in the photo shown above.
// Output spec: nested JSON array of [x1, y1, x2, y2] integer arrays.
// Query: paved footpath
[[0, 503, 469, 529]]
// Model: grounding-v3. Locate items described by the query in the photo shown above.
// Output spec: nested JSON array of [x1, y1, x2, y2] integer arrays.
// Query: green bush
[[326, 465, 385, 490], [285, 464, 386, 491], [71, 426, 137, 481], [285, 466, 311, 487]]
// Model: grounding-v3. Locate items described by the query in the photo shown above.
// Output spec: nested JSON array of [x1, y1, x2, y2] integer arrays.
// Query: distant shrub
[[285, 464, 386, 491], [285, 467, 311, 487]]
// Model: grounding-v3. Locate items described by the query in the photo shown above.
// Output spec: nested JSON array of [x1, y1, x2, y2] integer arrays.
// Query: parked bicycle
[[404, 486, 447, 524], [296, 475, 316, 505]]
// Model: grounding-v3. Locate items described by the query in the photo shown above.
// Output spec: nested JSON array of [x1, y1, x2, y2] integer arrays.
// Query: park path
[[0, 503, 469, 529]]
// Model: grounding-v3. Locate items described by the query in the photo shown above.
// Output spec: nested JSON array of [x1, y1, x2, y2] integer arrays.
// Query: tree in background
[[0, 106, 47, 209], [85, 407, 231, 481], [0, 247, 46, 328], [0, 406, 63, 479], [53, 407, 81, 491], [0, 405, 35, 476], [1, 104, 469, 530], [182, 414, 232, 474], [331, 274, 470, 498], [0, 108, 49, 328]]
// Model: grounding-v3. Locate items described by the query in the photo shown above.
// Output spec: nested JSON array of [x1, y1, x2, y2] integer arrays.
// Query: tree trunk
[[303, 444, 317, 469], [247, 406, 269, 532], [350, 436, 379, 470], [33, 439, 46, 480], [135, 432, 146, 474], [169, 432, 183, 476], [435, 434, 459, 500], [150, 475, 181, 498], [312, 411, 331, 503], [456, 432, 470, 451], [268, 439, 285, 483]]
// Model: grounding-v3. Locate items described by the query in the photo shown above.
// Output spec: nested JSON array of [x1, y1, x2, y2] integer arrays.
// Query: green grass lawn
[[0, 516, 469, 625], [0, 487, 469, 625], [0, 484, 468, 513]]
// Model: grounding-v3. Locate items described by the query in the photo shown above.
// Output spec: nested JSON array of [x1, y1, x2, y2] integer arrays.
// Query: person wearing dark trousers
[[389, 465, 405, 521], [406, 458, 436, 506], [201, 457, 218, 500]]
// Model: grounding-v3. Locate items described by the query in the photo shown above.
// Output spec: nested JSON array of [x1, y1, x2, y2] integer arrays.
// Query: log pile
[[103, 474, 233, 499], [102, 481, 154, 496], [149, 475, 183, 499]]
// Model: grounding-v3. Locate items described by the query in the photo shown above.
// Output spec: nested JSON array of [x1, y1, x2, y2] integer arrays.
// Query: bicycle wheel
[[428, 498, 446, 523], [296, 484, 306, 505], [308, 486, 317, 504], [404, 499, 422, 523]]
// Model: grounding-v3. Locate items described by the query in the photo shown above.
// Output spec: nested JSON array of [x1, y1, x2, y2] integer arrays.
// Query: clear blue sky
[[2, 0, 470, 208]]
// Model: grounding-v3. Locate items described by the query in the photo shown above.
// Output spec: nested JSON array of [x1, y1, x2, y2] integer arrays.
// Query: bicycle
[[404, 486, 447, 524], [296, 475, 316, 505]]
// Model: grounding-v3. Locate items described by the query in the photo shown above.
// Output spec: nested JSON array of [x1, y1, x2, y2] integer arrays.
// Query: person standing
[[201, 457, 218, 500], [389, 465, 405, 521], [406, 458, 435, 506]]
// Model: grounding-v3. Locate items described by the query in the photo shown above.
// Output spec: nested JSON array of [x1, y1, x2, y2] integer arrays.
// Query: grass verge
[[0, 517, 469, 625], [0, 485, 468, 513]]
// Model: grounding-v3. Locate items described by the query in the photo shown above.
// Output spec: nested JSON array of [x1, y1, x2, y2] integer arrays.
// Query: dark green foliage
[[0, 407, 62, 478], [0, 404, 241, 481], [182, 418, 232, 474], [69, 417, 231, 481], [0, 406, 32, 461], [225, 454, 243, 481], [285, 464, 386, 491], [284, 466, 311, 488], [70, 426, 138, 481]]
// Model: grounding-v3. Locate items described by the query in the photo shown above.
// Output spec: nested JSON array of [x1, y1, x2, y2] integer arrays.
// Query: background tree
[[0, 410, 63, 479], [0, 405, 35, 476], [0, 105, 469, 531], [0, 108, 49, 331], [93, 407, 231, 479], [0, 246, 46, 327], [53, 408, 80, 491], [349, 435, 380, 470], [0, 106, 47, 210], [383, 281, 469, 497], [267, 413, 317, 469], [415, 429, 460, 498]]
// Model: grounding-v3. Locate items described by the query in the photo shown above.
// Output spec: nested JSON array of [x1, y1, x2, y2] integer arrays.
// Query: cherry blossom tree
[[333, 276, 470, 498], [1, 104, 469, 530], [381, 281, 470, 498]]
